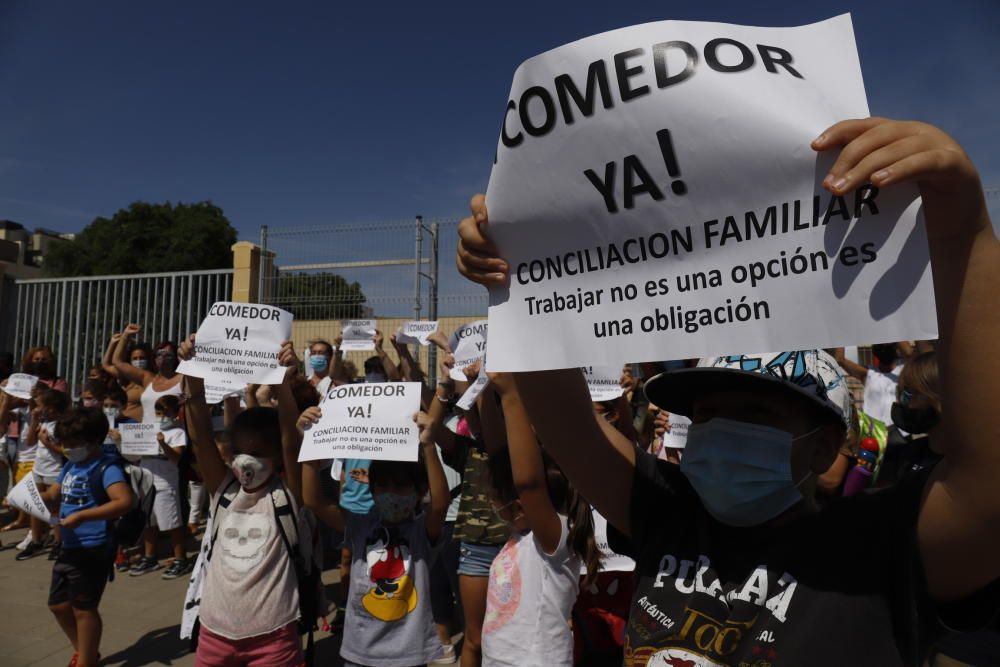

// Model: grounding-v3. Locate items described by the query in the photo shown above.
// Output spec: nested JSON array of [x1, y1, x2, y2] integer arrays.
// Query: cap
[[644, 350, 852, 429]]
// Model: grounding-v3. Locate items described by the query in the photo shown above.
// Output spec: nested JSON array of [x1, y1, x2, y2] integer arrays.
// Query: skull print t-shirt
[[198, 474, 300, 640]]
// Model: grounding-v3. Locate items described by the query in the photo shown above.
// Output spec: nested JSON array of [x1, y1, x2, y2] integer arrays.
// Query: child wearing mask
[[39, 407, 133, 667], [481, 373, 600, 667], [130, 394, 190, 579], [298, 400, 450, 667], [179, 336, 309, 666], [17, 387, 71, 561]]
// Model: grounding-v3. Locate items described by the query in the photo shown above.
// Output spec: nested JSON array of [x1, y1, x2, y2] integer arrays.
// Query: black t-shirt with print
[[607, 450, 996, 667]]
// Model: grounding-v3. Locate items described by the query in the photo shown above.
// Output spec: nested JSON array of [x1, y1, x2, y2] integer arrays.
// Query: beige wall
[[291, 315, 484, 378]]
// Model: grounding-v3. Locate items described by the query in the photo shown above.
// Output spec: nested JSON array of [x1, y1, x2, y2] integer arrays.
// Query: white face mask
[[158, 417, 174, 431], [231, 453, 274, 490], [64, 446, 91, 463], [132, 359, 148, 370], [103, 406, 120, 420], [680, 418, 818, 527]]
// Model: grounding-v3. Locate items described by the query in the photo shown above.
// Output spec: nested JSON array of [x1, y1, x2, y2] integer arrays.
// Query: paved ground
[[0, 521, 347, 667]]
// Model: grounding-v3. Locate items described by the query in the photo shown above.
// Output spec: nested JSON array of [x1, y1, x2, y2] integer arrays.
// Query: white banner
[[590, 509, 635, 573], [484, 15, 936, 372], [397, 321, 440, 346], [7, 473, 54, 524], [119, 422, 161, 456], [3, 373, 38, 400], [177, 302, 293, 386], [448, 320, 488, 381], [340, 319, 377, 351], [457, 368, 490, 410], [204, 379, 245, 405], [582, 365, 625, 402], [299, 382, 422, 462], [661, 413, 691, 449]]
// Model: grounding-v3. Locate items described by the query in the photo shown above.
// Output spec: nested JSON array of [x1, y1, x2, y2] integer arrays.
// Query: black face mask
[[29, 361, 48, 376], [891, 402, 940, 434]]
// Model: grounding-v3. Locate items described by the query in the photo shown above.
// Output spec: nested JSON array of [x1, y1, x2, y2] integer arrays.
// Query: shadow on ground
[[100, 624, 190, 666]]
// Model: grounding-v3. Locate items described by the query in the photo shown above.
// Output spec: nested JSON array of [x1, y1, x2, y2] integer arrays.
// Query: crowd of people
[[0, 120, 996, 667]]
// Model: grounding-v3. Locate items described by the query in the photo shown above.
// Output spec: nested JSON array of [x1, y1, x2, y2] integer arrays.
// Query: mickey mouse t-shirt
[[608, 450, 995, 667]]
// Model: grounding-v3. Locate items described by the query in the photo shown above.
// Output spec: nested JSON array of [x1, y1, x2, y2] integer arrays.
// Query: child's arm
[[223, 394, 243, 430], [38, 426, 63, 457], [831, 347, 869, 383], [155, 433, 184, 464], [297, 408, 346, 531], [244, 384, 261, 409], [374, 330, 402, 382], [489, 372, 563, 555], [113, 324, 152, 386], [178, 335, 229, 495], [40, 481, 62, 508], [331, 335, 345, 383], [476, 383, 508, 456], [275, 341, 303, 506], [60, 481, 133, 529], [391, 333, 423, 383], [417, 413, 450, 544]]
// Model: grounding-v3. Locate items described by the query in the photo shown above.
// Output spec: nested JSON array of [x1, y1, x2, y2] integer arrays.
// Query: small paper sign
[[3, 373, 38, 400], [457, 368, 490, 410], [177, 302, 293, 386], [119, 422, 161, 456], [448, 320, 488, 381], [7, 473, 54, 524], [299, 382, 422, 462], [582, 365, 625, 402], [396, 321, 440, 346], [340, 319, 377, 352]]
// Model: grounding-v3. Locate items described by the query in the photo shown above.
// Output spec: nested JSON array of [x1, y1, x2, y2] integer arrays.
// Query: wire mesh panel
[[12, 269, 232, 396]]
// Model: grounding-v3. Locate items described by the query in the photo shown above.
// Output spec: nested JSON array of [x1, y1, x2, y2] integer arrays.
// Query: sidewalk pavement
[[0, 526, 346, 667]]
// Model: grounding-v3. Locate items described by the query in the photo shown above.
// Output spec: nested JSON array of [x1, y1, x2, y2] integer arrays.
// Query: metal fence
[[12, 269, 233, 396], [260, 217, 487, 320]]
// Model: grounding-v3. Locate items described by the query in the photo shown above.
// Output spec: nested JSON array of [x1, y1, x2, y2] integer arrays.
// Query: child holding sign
[[456, 119, 1000, 664], [39, 407, 134, 667], [298, 402, 450, 666]]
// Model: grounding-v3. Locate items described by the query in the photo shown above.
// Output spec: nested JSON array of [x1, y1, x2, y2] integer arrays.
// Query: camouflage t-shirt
[[446, 435, 508, 545]]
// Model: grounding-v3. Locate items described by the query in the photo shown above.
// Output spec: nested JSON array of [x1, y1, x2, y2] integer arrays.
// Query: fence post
[[414, 216, 423, 324], [258, 225, 269, 304], [428, 222, 439, 386]]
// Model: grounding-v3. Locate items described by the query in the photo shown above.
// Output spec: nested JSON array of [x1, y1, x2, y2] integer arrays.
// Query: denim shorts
[[457, 541, 502, 577]]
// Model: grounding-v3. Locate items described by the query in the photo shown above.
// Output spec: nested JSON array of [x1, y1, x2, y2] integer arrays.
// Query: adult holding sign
[[298, 382, 422, 462], [176, 302, 293, 388], [456, 19, 1000, 666], [113, 324, 183, 423]]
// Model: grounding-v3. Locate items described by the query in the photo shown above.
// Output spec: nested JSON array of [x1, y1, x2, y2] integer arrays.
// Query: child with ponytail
[[481, 373, 599, 667]]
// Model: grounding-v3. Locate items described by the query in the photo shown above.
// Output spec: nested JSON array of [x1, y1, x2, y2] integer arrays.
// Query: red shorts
[[195, 622, 303, 667]]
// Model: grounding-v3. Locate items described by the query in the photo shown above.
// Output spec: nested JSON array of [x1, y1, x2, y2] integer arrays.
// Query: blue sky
[[1, 0, 997, 241]]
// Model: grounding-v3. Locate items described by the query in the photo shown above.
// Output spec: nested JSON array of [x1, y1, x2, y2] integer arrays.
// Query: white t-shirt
[[34, 420, 64, 478], [863, 366, 904, 432], [315, 375, 332, 399], [140, 426, 186, 490], [482, 516, 580, 667]]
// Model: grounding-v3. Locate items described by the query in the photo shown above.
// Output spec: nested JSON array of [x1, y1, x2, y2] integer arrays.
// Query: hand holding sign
[[120, 422, 160, 456], [176, 302, 293, 386], [448, 320, 488, 381], [298, 382, 422, 462], [396, 321, 440, 346]]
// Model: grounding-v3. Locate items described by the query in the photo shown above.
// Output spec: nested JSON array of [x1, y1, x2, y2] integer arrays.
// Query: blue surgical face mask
[[309, 355, 329, 372], [680, 418, 817, 527]]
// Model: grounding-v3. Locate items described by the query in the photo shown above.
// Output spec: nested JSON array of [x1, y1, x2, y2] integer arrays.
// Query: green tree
[[273, 272, 367, 320], [44, 201, 238, 276]]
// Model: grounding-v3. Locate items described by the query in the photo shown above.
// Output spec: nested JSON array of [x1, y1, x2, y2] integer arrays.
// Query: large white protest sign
[[299, 382, 422, 462], [119, 422, 160, 456], [7, 474, 54, 524], [448, 320, 488, 381], [582, 365, 625, 402], [484, 15, 936, 371], [457, 368, 490, 410], [340, 319, 377, 351], [3, 373, 38, 400], [396, 321, 440, 346], [177, 302, 292, 385]]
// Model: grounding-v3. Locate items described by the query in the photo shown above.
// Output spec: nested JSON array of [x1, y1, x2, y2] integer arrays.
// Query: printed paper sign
[[457, 368, 490, 410], [177, 302, 293, 385], [340, 319, 377, 351], [590, 509, 635, 573], [661, 413, 691, 449], [119, 422, 161, 456], [448, 320, 488, 381], [205, 379, 245, 405], [582, 365, 625, 402], [299, 382, 422, 462], [484, 14, 936, 372], [3, 373, 38, 400], [396, 321, 440, 346], [7, 474, 54, 524]]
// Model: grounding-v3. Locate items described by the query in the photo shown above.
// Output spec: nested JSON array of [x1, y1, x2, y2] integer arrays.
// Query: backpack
[[187, 477, 324, 666], [89, 454, 158, 579]]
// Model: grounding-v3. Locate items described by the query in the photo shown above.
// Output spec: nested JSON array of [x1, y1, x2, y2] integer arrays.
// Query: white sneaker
[[15, 534, 31, 550], [431, 643, 458, 665]]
